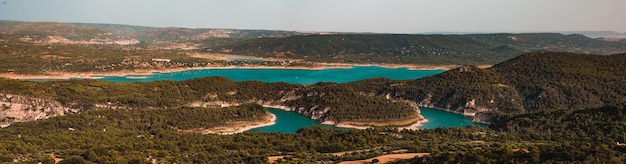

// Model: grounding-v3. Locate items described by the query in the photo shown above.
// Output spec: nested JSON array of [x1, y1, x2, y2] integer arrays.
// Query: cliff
[[0, 93, 78, 127]]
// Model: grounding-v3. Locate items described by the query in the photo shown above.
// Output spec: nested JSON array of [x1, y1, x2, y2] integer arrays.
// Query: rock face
[[0, 93, 78, 127], [43, 36, 140, 45]]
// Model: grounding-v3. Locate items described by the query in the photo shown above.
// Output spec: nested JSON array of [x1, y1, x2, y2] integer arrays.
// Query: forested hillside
[[1, 52, 624, 125], [0, 76, 419, 126], [0, 21, 114, 41], [395, 103, 626, 163], [4, 21, 626, 67], [216, 33, 626, 64], [347, 52, 626, 118], [71, 23, 310, 42], [0, 102, 624, 163]]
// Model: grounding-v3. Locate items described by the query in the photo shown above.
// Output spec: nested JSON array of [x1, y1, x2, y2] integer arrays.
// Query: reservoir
[[248, 108, 483, 134], [98, 66, 445, 84], [96, 66, 484, 132], [247, 108, 337, 133]]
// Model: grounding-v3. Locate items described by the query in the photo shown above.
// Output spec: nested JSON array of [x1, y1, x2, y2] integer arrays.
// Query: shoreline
[[263, 104, 431, 130], [183, 112, 277, 135], [322, 118, 429, 130], [265, 103, 432, 130], [0, 63, 480, 80]]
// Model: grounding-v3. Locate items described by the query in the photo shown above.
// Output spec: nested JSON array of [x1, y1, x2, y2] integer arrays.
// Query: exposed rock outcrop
[[0, 93, 78, 127], [43, 35, 140, 45]]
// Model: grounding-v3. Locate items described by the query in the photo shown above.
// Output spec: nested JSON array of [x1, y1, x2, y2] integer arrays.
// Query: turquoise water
[[248, 108, 337, 133], [90, 66, 485, 132], [250, 107, 485, 133], [97, 66, 445, 84], [418, 107, 486, 129]]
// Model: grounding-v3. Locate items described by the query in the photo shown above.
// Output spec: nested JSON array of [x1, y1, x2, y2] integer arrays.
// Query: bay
[[93, 66, 486, 133], [247, 108, 337, 133], [249, 107, 485, 134], [418, 107, 485, 129]]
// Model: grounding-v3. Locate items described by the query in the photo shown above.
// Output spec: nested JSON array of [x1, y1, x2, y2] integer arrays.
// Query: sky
[[0, 0, 625, 33]]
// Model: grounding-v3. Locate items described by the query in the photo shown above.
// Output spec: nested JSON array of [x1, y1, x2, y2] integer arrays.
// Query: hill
[[0, 102, 623, 163], [0, 52, 625, 162], [3, 21, 626, 66], [396, 103, 626, 163], [0, 21, 138, 45], [1, 52, 624, 126], [561, 31, 626, 38], [215, 33, 626, 65], [0, 21, 319, 46], [70, 23, 315, 43], [0, 76, 420, 127], [347, 52, 626, 120]]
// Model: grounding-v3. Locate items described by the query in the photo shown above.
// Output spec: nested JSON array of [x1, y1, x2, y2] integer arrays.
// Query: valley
[[0, 21, 625, 163]]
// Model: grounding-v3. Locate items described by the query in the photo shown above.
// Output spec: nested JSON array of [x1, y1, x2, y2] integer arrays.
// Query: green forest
[[3, 52, 624, 124], [0, 35, 309, 74], [215, 33, 626, 65], [0, 102, 624, 163], [347, 52, 626, 114], [0, 75, 418, 124], [0, 38, 625, 163], [5, 21, 626, 70]]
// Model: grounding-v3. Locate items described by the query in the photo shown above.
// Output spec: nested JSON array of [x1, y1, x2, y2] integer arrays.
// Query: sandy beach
[[322, 118, 429, 130], [180, 113, 276, 135]]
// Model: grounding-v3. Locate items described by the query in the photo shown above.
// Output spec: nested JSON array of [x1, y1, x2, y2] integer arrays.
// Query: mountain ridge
[[346, 52, 626, 120], [215, 33, 626, 64]]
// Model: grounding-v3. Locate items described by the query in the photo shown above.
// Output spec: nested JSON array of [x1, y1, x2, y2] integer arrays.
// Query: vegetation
[[0, 33, 313, 74], [5, 21, 626, 67], [71, 22, 309, 43], [1, 21, 626, 162], [216, 33, 626, 65], [1, 51, 624, 123], [0, 76, 416, 123], [394, 103, 626, 163], [0, 35, 207, 74], [347, 52, 626, 114], [0, 103, 624, 163], [286, 83, 418, 122], [0, 21, 115, 41]]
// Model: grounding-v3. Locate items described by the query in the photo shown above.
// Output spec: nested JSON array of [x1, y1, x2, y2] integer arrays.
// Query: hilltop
[[71, 23, 315, 44], [0, 21, 138, 45], [348, 52, 626, 120], [2, 21, 626, 67], [215, 33, 626, 65]]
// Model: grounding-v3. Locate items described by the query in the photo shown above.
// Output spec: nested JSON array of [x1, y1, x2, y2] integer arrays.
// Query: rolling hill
[[215, 33, 626, 65], [348, 52, 626, 121]]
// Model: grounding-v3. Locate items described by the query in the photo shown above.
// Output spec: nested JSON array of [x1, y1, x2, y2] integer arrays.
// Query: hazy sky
[[1, 0, 624, 33]]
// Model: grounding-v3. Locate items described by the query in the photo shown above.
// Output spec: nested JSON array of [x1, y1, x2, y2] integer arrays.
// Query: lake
[[248, 107, 482, 134], [98, 66, 445, 85], [417, 107, 484, 129], [247, 108, 337, 133], [95, 66, 484, 133]]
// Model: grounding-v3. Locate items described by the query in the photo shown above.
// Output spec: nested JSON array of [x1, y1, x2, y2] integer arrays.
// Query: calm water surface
[[251, 107, 484, 134], [93, 66, 485, 132], [98, 66, 444, 84], [247, 108, 336, 133]]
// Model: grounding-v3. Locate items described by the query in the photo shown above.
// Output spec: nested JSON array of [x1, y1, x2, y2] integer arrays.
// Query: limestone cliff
[[0, 93, 78, 127]]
